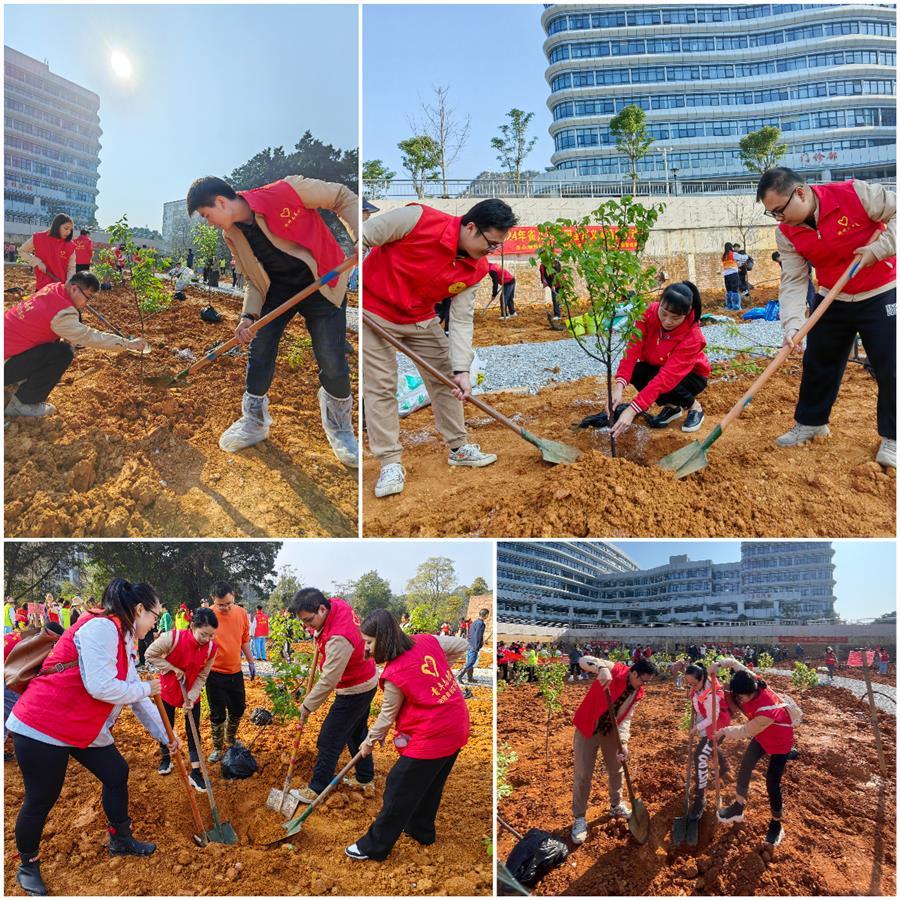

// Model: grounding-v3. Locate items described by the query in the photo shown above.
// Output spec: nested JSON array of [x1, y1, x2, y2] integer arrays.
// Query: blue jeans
[[252, 636, 267, 660], [245, 283, 350, 399], [458, 647, 479, 682], [5, 687, 19, 741]]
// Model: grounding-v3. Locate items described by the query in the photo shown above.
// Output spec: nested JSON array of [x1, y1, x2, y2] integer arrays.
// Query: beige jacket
[[363, 206, 481, 373], [48, 307, 134, 355], [144, 630, 216, 704], [224, 176, 358, 319], [776, 180, 897, 334], [18, 236, 76, 283], [301, 634, 379, 716]]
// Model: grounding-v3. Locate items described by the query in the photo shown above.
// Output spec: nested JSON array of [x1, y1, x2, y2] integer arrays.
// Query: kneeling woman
[[683, 662, 731, 819], [711, 658, 795, 846], [609, 281, 710, 437], [346, 609, 469, 861], [8, 579, 177, 896]]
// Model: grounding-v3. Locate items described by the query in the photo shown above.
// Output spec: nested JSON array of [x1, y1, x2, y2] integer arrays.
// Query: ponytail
[[722, 242, 734, 262], [99, 578, 159, 635], [660, 281, 702, 323]]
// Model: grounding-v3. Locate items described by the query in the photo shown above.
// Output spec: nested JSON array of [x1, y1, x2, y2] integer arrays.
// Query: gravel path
[[766, 667, 896, 715]]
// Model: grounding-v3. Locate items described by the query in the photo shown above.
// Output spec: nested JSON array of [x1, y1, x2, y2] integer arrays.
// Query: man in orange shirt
[[206, 582, 255, 762]]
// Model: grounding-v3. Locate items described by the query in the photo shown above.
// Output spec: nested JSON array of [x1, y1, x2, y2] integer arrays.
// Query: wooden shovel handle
[[718, 257, 861, 434], [710, 672, 721, 807], [280, 643, 321, 800], [177, 679, 223, 821], [602, 685, 638, 806], [362, 310, 524, 435], [152, 694, 207, 840]]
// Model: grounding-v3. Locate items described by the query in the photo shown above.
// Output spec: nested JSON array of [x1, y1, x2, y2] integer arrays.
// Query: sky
[[610, 541, 897, 621], [275, 540, 493, 596], [363, 4, 555, 182], [5, 4, 358, 231]]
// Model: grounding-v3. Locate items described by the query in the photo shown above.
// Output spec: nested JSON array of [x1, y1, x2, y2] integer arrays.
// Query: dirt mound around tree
[[4, 268, 357, 537], [498, 675, 896, 896], [362, 365, 894, 537]]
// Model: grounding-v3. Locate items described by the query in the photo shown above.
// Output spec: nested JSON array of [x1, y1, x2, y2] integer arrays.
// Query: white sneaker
[[374, 463, 405, 498], [571, 817, 588, 845], [4, 394, 56, 417], [318, 387, 358, 468], [610, 802, 631, 818], [875, 438, 896, 468], [448, 443, 497, 467], [775, 423, 830, 447], [219, 392, 272, 452]]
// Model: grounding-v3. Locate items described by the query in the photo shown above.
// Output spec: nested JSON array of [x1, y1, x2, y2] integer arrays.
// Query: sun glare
[[109, 50, 133, 80]]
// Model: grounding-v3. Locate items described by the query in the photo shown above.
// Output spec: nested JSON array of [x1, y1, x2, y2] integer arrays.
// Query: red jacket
[[780, 181, 895, 295], [616, 303, 710, 413], [73, 236, 93, 265], [32, 231, 75, 290], [739, 685, 794, 755], [159, 629, 217, 708], [364, 205, 489, 324], [316, 598, 376, 690], [4, 282, 74, 360], [573, 662, 645, 740], [488, 263, 514, 285], [254, 612, 269, 638]]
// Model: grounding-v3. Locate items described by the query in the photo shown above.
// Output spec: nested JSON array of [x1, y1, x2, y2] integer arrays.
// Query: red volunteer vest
[[239, 180, 344, 287], [780, 181, 896, 294], [691, 682, 731, 738], [381, 633, 470, 759], [73, 236, 93, 265], [573, 663, 645, 740], [159, 629, 218, 707], [739, 685, 794, 755], [32, 231, 75, 290], [12, 612, 130, 749], [315, 598, 376, 689], [363, 205, 490, 324], [255, 612, 269, 638], [489, 264, 514, 285], [4, 282, 74, 359]]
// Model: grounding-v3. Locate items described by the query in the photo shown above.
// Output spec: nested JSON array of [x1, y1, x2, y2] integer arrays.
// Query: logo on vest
[[836, 214, 860, 237], [448, 281, 468, 295], [420, 655, 440, 678], [279, 206, 303, 229]]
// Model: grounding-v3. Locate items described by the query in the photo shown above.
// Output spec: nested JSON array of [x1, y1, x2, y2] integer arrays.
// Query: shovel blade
[[672, 815, 698, 848], [629, 798, 650, 845], [266, 787, 301, 819], [207, 820, 239, 845], [521, 429, 582, 466], [657, 440, 708, 479], [144, 372, 187, 389]]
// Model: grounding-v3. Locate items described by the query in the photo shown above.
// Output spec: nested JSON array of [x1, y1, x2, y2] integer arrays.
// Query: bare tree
[[724, 194, 768, 255], [410, 85, 470, 198]]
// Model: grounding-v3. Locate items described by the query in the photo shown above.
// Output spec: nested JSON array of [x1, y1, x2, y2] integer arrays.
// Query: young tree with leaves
[[610, 105, 654, 195], [739, 126, 787, 175], [397, 135, 441, 199], [490, 108, 538, 189], [537, 661, 567, 767], [363, 159, 396, 200]]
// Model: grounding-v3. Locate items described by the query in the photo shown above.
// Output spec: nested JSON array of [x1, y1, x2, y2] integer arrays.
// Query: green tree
[[406, 557, 456, 616], [267, 564, 303, 613], [469, 576, 491, 597], [533, 196, 664, 456], [609, 105, 654, 194], [537, 662, 567, 767], [739, 126, 787, 175], [408, 603, 440, 635], [350, 570, 404, 618], [106, 216, 173, 313], [3, 542, 78, 602], [490, 108, 538, 188], [398, 135, 441, 199], [363, 159, 396, 200]]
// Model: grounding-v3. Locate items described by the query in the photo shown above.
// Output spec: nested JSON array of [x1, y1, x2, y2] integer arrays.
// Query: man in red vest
[[73, 229, 94, 272], [757, 168, 895, 468], [186, 175, 359, 466], [4, 272, 149, 417], [363, 199, 518, 498], [287, 588, 378, 802]]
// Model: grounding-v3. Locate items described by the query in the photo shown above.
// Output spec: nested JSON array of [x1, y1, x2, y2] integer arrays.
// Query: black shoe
[[189, 769, 207, 793], [579, 404, 629, 430], [787, 747, 800, 761], [462, 688, 474, 700], [688, 790, 706, 821], [765, 819, 784, 847], [107, 819, 156, 856], [648, 406, 683, 428], [717, 800, 745, 824], [16, 854, 48, 896], [5, 750, 14, 762], [157, 757, 173, 775], [682, 409, 705, 433], [173, 291, 186, 301]]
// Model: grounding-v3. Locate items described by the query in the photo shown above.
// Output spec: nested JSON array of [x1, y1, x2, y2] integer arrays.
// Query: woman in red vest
[[711, 659, 795, 847], [7, 579, 178, 897], [73, 229, 94, 272], [683, 662, 731, 820], [144, 606, 219, 792], [18, 215, 76, 292], [570, 655, 658, 846], [823, 646, 837, 682], [346, 608, 470, 861], [758, 167, 895, 468]]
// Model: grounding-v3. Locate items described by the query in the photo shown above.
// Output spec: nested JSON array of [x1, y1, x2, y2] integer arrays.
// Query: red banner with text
[[499, 225, 638, 255]]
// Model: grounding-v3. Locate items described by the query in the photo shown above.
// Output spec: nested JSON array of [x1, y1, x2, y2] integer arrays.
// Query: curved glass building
[[540, 3, 896, 186]]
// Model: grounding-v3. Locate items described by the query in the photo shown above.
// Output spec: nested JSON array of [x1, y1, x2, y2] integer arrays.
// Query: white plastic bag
[[397, 373, 430, 418]]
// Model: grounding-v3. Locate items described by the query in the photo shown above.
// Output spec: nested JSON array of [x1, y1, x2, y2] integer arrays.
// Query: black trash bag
[[173, 290, 186, 301], [250, 707, 273, 726], [503, 828, 569, 890], [578, 403, 628, 430], [221, 744, 258, 779], [200, 304, 222, 323]]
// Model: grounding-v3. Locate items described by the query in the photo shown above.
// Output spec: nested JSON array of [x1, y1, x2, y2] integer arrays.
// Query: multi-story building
[[4, 46, 102, 240], [161, 198, 200, 255], [539, 4, 896, 188], [498, 541, 835, 626]]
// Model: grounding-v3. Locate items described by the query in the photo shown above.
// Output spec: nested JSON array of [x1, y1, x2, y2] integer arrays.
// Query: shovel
[[659, 257, 862, 478], [266, 642, 321, 817], [280, 748, 367, 839], [672, 707, 698, 847], [152, 695, 209, 847], [178, 680, 238, 844], [602, 685, 650, 844], [146, 255, 356, 388], [710, 671, 722, 823], [363, 310, 581, 465]]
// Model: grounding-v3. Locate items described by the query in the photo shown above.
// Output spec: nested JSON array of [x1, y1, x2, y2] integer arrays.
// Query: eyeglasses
[[477, 228, 504, 251], [764, 187, 798, 220]]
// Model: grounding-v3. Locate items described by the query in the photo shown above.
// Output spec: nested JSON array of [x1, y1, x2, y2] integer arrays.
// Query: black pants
[[498, 282, 516, 316], [630, 361, 708, 410], [5, 341, 75, 404], [245, 281, 350, 399], [693, 736, 728, 791], [205, 671, 246, 727], [310, 688, 376, 793], [75, 263, 91, 272], [356, 751, 460, 861], [796, 287, 895, 439], [435, 298, 451, 334], [735, 738, 788, 818], [13, 733, 129, 854], [159, 700, 202, 764]]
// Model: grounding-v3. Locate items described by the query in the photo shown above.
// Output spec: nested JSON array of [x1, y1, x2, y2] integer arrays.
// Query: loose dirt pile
[[4, 268, 357, 537], [498, 675, 896, 896], [3, 681, 493, 896], [362, 365, 894, 537]]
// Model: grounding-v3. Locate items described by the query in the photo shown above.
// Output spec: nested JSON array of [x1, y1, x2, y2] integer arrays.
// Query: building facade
[[540, 4, 896, 187], [498, 541, 835, 626], [4, 46, 102, 240], [161, 198, 200, 256]]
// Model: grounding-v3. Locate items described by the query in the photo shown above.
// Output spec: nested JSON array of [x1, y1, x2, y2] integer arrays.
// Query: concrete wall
[[370, 196, 782, 301], [466, 593, 494, 643]]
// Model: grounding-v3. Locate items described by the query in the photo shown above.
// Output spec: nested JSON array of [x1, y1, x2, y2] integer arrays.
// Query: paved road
[[765, 667, 896, 715]]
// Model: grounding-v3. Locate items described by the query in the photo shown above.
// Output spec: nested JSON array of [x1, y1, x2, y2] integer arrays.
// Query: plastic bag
[[221, 745, 258, 779], [504, 828, 569, 889], [397, 373, 430, 418]]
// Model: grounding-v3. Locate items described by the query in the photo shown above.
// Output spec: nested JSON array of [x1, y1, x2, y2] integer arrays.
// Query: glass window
[[667, 65, 701, 81], [684, 37, 716, 52], [610, 40, 646, 56], [551, 73, 572, 92], [662, 9, 696, 24], [632, 66, 666, 83], [697, 8, 729, 22], [717, 36, 749, 50], [572, 71, 594, 87], [647, 38, 681, 54], [592, 11, 626, 28], [701, 64, 734, 79]]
